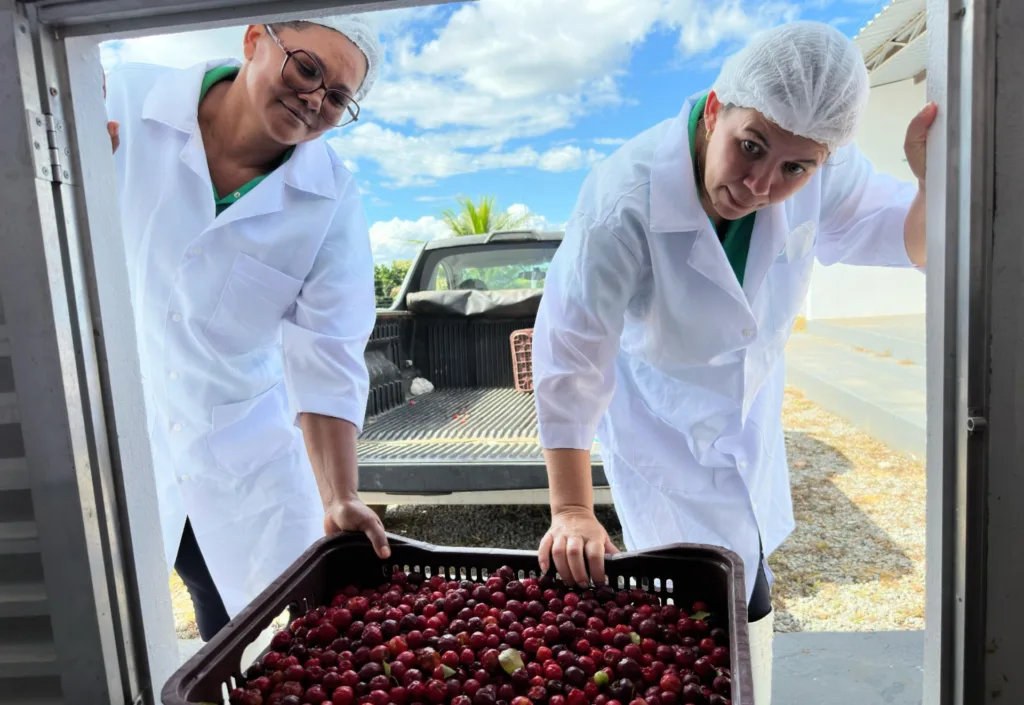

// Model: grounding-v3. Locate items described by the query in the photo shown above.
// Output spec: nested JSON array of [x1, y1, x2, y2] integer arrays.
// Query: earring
[[705, 126, 712, 142]]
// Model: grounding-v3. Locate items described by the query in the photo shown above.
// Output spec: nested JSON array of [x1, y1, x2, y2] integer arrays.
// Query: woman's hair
[[712, 21, 869, 153]]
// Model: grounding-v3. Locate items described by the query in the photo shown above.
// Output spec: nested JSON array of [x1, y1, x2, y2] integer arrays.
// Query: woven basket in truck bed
[[161, 533, 754, 705]]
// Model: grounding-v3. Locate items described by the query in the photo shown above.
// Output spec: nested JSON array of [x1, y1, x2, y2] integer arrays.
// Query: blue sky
[[101, 0, 889, 263]]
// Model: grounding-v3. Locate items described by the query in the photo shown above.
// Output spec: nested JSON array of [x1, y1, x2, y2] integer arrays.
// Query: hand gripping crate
[[510, 328, 534, 393], [161, 533, 754, 705]]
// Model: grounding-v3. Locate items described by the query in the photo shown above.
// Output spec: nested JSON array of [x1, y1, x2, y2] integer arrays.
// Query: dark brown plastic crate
[[162, 533, 753, 705]]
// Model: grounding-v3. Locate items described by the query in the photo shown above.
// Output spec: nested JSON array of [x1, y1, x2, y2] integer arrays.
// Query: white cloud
[[414, 195, 460, 203], [365, 0, 800, 134], [368, 5, 450, 37], [344, 0, 801, 184], [369, 215, 451, 264], [369, 204, 558, 264], [100, 28, 245, 71], [101, 0, 803, 188], [98, 5, 445, 71], [399, 0, 663, 102], [594, 137, 628, 146], [328, 127, 606, 187], [506, 204, 564, 233], [537, 146, 605, 173], [662, 0, 800, 56]]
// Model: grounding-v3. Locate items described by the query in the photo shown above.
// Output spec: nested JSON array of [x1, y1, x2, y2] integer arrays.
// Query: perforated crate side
[[510, 328, 535, 393]]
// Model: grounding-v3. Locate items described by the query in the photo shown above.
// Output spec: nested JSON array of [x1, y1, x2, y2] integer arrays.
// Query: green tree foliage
[[374, 260, 411, 308], [441, 195, 531, 236]]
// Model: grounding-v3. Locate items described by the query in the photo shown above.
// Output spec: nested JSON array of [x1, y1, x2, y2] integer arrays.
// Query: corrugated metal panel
[[359, 388, 601, 464], [0, 295, 61, 700], [473, 320, 526, 388], [869, 37, 928, 87], [425, 320, 471, 389], [854, 0, 928, 87], [359, 388, 543, 463]]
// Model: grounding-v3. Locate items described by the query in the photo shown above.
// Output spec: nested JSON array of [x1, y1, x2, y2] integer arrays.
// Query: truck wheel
[[370, 505, 388, 522]]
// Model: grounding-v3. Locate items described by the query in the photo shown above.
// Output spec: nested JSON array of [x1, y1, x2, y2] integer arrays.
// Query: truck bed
[[357, 388, 605, 494]]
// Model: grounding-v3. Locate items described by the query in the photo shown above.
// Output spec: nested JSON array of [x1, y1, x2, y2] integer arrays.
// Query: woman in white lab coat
[[532, 21, 936, 701], [104, 16, 389, 641]]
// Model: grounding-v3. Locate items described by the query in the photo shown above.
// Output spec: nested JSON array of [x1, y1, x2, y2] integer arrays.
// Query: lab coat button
[[179, 474, 190, 483], [168, 371, 179, 380], [192, 247, 203, 256], [742, 328, 754, 337], [171, 312, 182, 322], [171, 422, 183, 432]]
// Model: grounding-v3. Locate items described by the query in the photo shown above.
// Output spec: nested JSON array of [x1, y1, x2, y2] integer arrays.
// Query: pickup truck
[[356, 229, 608, 507]]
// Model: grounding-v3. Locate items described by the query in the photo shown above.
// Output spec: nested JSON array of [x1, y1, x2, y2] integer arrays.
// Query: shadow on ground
[[385, 430, 914, 632], [384, 504, 625, 553], [771, 431, 916, 631]]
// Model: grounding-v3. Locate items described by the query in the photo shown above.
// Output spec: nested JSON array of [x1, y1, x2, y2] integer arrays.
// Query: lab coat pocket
[[767, 222, 816, 334], [629, 395, 717, 496], [782, 221, 816, 263], [205, 253, 304, 356], [207, 380, 299, 478]]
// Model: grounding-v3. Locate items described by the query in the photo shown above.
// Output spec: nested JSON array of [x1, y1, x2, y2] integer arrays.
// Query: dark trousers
[[748, 555, 772, 622], [175, 519, 231, 641]]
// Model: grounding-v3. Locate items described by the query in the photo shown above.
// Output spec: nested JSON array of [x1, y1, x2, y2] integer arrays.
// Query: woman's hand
[[325, 498, 391, 559], [902, 102, 938, 268], [103, 72, 120, 153], [904, 102, 938, 184], [539, 506, 619, 587], [108, 121, 120, 153]]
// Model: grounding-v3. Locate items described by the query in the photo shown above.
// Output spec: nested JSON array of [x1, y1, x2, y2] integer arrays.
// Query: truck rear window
[[422, 244, 556, 292]]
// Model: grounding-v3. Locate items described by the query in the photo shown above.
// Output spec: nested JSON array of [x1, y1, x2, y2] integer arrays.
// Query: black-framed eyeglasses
[[265, 25, 360, 128]]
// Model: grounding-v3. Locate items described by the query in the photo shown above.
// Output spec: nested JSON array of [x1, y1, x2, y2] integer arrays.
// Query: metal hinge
[[967, 410, 988, 435], [27, 109, 74, 185]]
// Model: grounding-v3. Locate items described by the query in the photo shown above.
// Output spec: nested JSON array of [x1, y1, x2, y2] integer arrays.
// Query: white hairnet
[[304, 15, 381, 100], [712, 21, 869, 152]]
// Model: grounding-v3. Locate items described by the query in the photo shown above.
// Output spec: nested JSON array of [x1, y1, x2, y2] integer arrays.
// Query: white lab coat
[[105, 60, 376, 617], [533, 94, 920, 603]]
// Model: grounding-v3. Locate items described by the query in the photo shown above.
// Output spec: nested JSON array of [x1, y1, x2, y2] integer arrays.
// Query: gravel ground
[[171, 386, 925, 637]]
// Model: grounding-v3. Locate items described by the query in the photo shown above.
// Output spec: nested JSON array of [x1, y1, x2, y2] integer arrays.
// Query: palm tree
[[441, 196, 532, 236]]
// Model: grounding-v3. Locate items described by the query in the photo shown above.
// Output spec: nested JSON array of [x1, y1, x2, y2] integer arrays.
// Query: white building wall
[[805, 77, 928, 320]]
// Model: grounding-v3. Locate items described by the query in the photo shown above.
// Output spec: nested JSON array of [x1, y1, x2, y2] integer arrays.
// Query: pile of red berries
[[229, 566, 733, 705]]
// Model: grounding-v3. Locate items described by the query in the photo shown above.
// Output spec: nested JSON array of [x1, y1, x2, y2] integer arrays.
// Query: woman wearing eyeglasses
[[104, 17, 387, 641]]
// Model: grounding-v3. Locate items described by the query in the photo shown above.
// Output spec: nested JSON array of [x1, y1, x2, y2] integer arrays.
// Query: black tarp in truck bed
[[357, 388, 605, 494]]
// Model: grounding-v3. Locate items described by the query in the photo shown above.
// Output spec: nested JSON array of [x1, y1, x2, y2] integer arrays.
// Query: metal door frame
[[0, 1, 444, 702], [2, 0, 1021, 702]]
